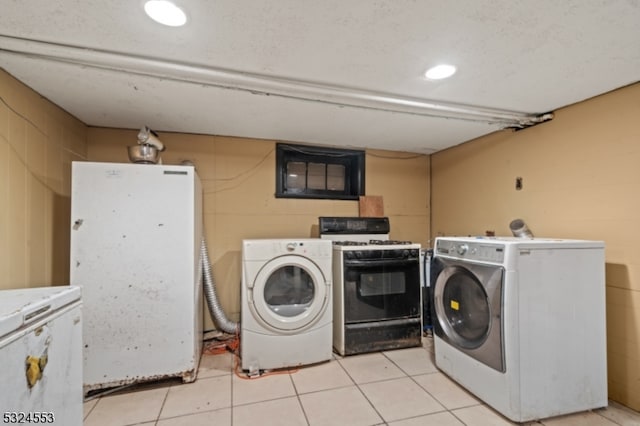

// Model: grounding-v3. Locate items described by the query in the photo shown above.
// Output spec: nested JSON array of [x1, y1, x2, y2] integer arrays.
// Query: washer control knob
[[286, 242, 297, 252], [456, 244, 469, 255]]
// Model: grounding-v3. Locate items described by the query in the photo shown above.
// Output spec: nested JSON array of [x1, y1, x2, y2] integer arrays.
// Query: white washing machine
[[431, 236, 607, 423], [241, 239, 333, 373]]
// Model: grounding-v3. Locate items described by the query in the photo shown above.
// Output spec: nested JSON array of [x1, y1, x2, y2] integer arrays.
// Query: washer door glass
[[251, 255, 328, 332], [435, 265, 490, 349], [264, 266, 315, 317]]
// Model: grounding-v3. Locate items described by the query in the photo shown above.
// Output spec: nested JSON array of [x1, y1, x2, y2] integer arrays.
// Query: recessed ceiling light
[[425, 64, 457, 80], [144, 0, 187, 27]]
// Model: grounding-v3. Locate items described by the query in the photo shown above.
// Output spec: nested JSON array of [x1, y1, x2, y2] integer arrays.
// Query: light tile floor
[[83, 337, 640, 426]]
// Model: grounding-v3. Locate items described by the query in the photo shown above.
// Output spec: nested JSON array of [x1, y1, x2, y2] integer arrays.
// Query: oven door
[[343, 257, 421, 323]]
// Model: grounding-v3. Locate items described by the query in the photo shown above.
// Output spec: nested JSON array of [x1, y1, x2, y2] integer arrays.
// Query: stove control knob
[[456, 244, 469, 255]]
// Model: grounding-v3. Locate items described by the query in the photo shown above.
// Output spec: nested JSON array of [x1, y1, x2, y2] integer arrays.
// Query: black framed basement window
[[276, 143, 365, 200]]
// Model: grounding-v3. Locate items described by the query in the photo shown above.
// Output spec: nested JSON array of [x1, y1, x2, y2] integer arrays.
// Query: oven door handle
[[343, 259, 415, 268]]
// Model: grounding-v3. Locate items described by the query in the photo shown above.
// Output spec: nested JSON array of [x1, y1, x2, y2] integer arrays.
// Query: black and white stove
[[319, 217, 422, 355]]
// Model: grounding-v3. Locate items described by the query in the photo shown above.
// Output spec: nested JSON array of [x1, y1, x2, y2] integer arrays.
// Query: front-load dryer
[[241, 239, 333, 373], [431, 237, 607, 423]]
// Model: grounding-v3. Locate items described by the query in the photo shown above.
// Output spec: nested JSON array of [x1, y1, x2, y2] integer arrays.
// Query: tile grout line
[[229, 353, 235, 425], [336, 355, 388, 425], [592, 406, 626, 426], [100, 347, 640, 425], [83, 395, 100, 423], [153, 383, 171, 425], [382, 349, 459, 425], [381, 349, 459, 424], [288, 370, 312, 426], [384, 345, 495, 425]]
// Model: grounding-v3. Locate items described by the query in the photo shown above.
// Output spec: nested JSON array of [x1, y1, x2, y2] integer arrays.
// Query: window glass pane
[[307, 163, 326, 190], [327, 164, 345, 191], [286, 162, 307, 190], [276, 143, 365, 200]]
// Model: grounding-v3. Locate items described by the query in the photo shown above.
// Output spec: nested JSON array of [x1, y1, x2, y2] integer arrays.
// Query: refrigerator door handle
[[23, 304, 52, 325]]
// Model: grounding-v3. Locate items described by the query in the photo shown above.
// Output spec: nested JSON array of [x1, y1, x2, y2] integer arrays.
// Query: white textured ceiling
[[1, 1, 638, 153]]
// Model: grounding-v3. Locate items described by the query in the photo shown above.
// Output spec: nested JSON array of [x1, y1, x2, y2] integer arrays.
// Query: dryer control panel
[[435, 239, 505, 263]]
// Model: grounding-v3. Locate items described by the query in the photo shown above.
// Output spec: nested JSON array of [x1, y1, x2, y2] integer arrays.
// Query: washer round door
[[433, 258, 505, 372], [249, 255, 329, 333]]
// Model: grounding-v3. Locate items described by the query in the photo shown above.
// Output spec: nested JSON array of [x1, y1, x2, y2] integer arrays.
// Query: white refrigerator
[[0, 286, 83, 425], [70, 161, 203, 393]]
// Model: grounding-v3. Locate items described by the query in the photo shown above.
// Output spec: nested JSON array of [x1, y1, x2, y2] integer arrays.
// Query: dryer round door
[[434, 265, 489, 349], [433, 259, 505, 372], [249, 255, 329, 333]]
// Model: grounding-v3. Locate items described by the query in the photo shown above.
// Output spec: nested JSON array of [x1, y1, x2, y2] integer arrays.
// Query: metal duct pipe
[[200, 237, 239, 335], [509, 219, 534, 238], [0, 34, 553, 128]]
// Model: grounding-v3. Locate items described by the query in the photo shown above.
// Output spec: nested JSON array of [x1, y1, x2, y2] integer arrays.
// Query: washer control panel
[[435, 239, 505, 263]]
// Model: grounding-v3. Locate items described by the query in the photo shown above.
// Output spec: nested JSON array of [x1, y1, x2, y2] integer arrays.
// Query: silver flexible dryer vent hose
[[201, 237, 239, 335]]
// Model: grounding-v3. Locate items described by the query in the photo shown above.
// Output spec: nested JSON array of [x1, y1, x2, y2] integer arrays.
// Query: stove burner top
[[333, 239, 414, 246], [332, 241, 368, 246], [369, 239, 414, 245]]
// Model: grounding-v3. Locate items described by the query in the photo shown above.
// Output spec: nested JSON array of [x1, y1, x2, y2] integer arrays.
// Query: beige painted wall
[[87, 128, 430, 329], [431, 83, 640, 411], [8, 61, 637, 412], [0, 69, 87, 290]]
